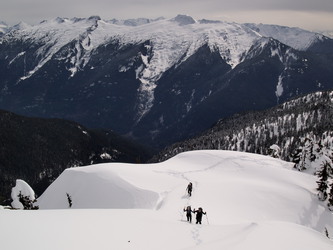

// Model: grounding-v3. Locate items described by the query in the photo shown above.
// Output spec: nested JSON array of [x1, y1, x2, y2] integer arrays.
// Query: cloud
[[1, 0, 333, 31], [212, 10, 333, 30], [201, 0, 333, 12]]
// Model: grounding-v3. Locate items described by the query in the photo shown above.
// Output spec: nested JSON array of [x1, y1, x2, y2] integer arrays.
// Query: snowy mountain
[[244, 23, 328, 51], [2, 150, 332, 249], [317, 30, 333, 39], [0, 15, 332, 148]]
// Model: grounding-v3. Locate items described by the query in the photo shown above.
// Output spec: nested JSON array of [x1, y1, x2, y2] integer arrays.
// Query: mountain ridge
[[0, 15, 332, 148]]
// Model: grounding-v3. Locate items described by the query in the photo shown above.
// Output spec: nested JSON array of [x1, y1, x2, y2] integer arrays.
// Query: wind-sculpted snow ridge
[[36, 150, 332, 231], [37, 163, 159, 209], [20, 150, 332, 250]]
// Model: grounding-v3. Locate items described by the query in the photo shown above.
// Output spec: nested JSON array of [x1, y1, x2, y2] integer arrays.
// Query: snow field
[[1, 150, 333, 250]]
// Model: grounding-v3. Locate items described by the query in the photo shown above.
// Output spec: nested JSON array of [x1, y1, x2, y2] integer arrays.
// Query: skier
[[193, 207, 206, 224], [183, 206, 194, 223], [186, 182, 193, 196]]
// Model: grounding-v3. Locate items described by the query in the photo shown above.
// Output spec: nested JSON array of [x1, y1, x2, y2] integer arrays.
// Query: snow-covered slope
[[2, 150, 332, 250], [4, 15, 325, 82], [5, 15, 260, 84], [5, 15, 325, 84], [244, 23, 326, 50]]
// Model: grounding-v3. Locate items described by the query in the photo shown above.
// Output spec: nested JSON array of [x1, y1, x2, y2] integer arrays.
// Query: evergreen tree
[[291, 147, 302, 169], [293, 146, 308, 171], [314, 140, 323, 161], [316, 161, 330, 201], [328, 182, 333, 211], [292, 138, 316, 171]]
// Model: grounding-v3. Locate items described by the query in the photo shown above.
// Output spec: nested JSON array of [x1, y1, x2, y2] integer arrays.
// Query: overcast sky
[[2, 0, 333, 31]]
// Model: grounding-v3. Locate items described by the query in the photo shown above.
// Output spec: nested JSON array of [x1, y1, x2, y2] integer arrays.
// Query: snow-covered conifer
[[292, 138, 315, 171], [316, 161, 330, 201], [328, 182, 333, 211], [269, 144, 281, 158]]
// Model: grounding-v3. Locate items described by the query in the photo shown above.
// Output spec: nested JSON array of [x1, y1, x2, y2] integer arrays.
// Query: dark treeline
[[0, 110, 151, 204]]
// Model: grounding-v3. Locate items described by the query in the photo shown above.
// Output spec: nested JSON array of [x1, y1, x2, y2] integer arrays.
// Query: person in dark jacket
[[183, 206, 194, 223], [194, 207, 206, 224], [186, 182, 193, 196]]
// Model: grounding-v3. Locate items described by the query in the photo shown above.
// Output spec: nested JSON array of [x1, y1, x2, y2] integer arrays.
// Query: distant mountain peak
[[171, 14, 196, 26], [87, 15, 101, 21], [9, 21, 31, 31], [199, 19, 222, 24], [108, 17, 165, 26]]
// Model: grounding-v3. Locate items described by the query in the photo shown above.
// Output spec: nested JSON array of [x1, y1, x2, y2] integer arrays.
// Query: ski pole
[[205, 214, 209, 225]]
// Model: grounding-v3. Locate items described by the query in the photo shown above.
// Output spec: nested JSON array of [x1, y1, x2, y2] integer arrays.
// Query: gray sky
[[2, 0, 333, 31]]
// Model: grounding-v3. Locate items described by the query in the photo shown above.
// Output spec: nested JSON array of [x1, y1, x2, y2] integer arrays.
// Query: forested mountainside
[[0, 110, 150, 204], [0, 16, 332, 148], [150, 90, 333, 165]]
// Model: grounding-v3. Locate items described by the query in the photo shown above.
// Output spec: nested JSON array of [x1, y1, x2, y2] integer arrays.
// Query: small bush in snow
[[66, 193, 73, 208], [17, 191, 39, 210]]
